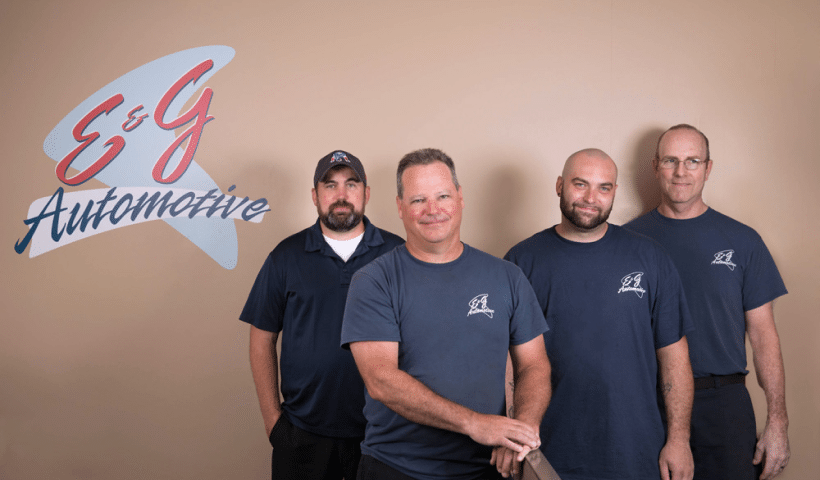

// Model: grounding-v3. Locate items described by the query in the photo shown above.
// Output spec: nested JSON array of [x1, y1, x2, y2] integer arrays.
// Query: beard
[[559, 192, 612, 230], [318, 200, 364, 232]]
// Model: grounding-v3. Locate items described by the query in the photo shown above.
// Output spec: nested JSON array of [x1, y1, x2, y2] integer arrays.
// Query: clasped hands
[[467, 413, 540, 478]]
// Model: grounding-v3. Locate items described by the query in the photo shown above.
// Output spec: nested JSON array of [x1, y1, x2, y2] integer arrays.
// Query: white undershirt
[[323, 232, 364, 262]]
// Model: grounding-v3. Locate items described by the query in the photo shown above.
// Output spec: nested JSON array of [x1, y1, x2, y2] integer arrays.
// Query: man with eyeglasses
[[626, 124, 789, 480]]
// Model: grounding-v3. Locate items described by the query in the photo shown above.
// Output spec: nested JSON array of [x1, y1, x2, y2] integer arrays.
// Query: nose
[[583, 188, 596, 203], [422, 198, 443, 217], [335, 187, 349, 200], [673, 160, 687, 176]]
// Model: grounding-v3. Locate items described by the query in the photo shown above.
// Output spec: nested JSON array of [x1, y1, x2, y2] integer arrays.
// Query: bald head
[[562, 148, 618, 182], [555, 148, 618, 240]]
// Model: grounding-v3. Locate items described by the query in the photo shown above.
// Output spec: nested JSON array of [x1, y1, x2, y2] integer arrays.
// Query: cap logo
[[330, 152, 350, 164]]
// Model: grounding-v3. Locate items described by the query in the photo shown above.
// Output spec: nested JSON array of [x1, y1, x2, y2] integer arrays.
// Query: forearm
[[511, 359, 551, 428], [351, 341, 540, 451], [657, 338, 694, 443], [249, 326, 282, 434], [748, 309, 788, 426], [490, 338, 551, 478], [746, 303, 790, 477], [365, 365, 481, 436], [754, 344, 788, 426]]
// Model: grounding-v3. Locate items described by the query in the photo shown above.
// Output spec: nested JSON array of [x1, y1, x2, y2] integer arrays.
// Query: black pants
[[269, 415, 362, 480], [690, 383, 763, 480], [357, 454, 503, 480]]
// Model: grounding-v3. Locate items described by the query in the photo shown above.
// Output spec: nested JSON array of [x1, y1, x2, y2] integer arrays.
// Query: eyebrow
[[323, 176, 361, 185], [571, 177, 614, 188], [408, 189, 452, 200]]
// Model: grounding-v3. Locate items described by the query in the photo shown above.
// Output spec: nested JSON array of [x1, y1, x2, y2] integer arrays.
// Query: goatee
[[319, 200, 364, 232], [559, 193, 611, 230]]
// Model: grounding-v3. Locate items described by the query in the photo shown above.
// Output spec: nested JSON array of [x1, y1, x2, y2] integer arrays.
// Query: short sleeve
[[239, 254, 285, 332], [741, 234, 787, 312], [509, 268, 549, 346], [341, 266, 401, 348], [651, 249, 694, 349]]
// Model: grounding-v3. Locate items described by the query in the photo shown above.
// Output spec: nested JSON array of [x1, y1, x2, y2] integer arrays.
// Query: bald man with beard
[[505, 149, 696, 480]]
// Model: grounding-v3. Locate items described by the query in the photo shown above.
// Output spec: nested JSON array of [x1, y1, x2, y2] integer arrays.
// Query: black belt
[[694, 373, 746, 390]]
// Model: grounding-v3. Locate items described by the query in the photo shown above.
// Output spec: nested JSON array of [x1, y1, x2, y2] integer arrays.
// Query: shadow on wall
[[629, 127, 665, 218], [365, 162, 405, 237], [475, 161, 530, 257]]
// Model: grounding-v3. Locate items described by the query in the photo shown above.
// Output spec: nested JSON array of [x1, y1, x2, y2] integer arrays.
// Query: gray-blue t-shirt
[[341, 244, 548, 480]]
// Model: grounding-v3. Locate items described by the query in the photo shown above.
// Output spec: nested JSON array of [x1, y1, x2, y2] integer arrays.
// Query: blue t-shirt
[[341, 244, 548, 480], [239, 217, 403, 437], [625, 208, 787, 377], [505, 225, 693, 480]]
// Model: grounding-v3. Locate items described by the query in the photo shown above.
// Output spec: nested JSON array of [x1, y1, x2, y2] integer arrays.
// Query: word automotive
[[15, 46, 268, 269]]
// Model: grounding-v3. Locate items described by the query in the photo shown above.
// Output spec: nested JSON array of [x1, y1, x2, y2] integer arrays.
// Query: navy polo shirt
[[240, 216, 404, 437]]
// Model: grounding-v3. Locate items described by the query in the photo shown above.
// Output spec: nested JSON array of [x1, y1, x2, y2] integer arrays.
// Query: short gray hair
[[396, 148, 460, 198]]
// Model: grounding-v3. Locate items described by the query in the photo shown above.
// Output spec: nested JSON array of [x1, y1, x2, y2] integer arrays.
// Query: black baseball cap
[[313, 150, 367, 188]]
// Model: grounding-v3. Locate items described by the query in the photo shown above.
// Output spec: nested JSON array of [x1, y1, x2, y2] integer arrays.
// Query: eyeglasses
[[658, 157, 707, 170]]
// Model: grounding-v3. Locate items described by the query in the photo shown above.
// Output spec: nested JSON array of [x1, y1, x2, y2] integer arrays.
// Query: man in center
[[341, 148, 551, 480], [505, 148, 695, 480]]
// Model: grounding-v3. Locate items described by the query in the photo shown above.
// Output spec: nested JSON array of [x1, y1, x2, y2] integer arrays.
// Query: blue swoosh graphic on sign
[[42, 46, 239, 269]]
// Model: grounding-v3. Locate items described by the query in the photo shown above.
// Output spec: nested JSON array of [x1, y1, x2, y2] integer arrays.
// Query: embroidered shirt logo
[[468, 294, 495, 318], [330, 151, 350, 164], [712, 250, 737, 271], [617, 272, 646, 298]]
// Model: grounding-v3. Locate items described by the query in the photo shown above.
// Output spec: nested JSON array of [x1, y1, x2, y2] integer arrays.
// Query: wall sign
[[15, 46, 267, 269]]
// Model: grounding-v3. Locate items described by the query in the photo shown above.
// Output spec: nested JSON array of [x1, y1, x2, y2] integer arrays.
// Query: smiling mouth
[[419, 216, 448, 225], [574, 205, 599, 213]]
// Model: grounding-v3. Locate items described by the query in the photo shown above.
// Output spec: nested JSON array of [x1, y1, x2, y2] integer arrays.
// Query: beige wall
[[1, 1, 818, 478]]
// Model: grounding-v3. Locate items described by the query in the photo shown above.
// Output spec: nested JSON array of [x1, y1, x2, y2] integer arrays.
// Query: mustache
[[328, 200, 355, 212], [572, 202, 601, 212]]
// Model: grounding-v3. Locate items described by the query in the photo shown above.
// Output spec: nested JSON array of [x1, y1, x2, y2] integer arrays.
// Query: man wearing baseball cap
[[240, 150, 404, 479]]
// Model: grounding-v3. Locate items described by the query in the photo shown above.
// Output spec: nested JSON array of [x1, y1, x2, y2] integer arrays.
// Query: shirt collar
[[305, 216, 384, 254]]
